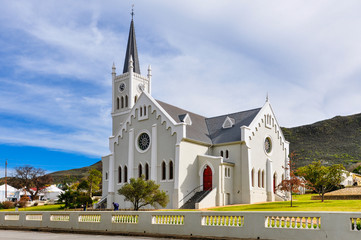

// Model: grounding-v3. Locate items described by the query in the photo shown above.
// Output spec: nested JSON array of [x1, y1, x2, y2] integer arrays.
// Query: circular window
[[265, 137, 272, 154], [138, 132, 150, 151]]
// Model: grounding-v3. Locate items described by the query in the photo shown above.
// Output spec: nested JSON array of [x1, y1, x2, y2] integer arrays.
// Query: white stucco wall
[[245, 102, 289, 203], [111, 100, 178, 209], [178, 141, 209, 207]]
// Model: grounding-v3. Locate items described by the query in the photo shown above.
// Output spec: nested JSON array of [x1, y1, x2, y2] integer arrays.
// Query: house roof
[[156, 100, 261, 145], [205, 108, 261, 144], [156, 100, 211, 144]]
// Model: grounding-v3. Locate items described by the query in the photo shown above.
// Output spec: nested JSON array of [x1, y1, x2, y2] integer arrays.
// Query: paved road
[[0, 230, 181, 240]]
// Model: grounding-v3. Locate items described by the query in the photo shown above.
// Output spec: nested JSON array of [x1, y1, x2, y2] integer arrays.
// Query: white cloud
[[0, 0, 361, 161]]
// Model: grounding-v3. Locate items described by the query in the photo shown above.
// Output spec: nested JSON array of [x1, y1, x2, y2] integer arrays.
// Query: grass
[[0, 204, 65, 212], [207, 194, 361, 212]]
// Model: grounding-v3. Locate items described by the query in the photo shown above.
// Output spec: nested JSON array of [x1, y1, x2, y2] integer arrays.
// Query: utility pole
[[5, 159, 7, 200]]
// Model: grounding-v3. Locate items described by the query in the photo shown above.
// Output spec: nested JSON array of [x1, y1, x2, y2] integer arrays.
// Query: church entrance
[[203, 166, 212, 191]]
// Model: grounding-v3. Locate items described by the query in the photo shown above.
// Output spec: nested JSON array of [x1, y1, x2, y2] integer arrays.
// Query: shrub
[[2, 201, 15, 209], [17, 195, 30, 208], [33, 202, 38, 206], [17, 200, 27, 208]]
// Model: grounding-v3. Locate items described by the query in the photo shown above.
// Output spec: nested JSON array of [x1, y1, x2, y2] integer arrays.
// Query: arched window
[[135, 95, 138, 103], [226, 150, 229, 159], [105, 172, 108, 180], [145, 163, 149, 180], [251, 169, 254, 187], [228, 168, 231, 177], [138, 164, 142, 178], [144, 106, 147, 115], [124, 166, 128, 182], [273, 172, 277, 193], [220, 151, 224, 157], [169, 161, 173, 180], [140, 107, 143, 117], [125, 95, 128, 107], [116, 97, 120, 110], [118, 166, 122, 183], [121, 96, 124, 108], [258, 170, 261, 187], [161, 161, 166, 180], [262, 170, 265, 188]]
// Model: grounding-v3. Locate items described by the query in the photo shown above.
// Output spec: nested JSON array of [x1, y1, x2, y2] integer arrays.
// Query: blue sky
[[1, 0, 361, 174]]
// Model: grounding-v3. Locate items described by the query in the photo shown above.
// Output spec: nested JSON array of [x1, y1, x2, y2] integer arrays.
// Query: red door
[[203, 166, 212, 191]]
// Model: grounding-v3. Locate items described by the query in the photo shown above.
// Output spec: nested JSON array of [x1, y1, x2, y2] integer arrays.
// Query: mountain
[[48, 161, 102, 184], [49, 113, 361, 183], [282, 113, 361, 171]]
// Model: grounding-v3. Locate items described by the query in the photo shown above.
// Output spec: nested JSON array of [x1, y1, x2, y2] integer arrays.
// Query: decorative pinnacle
[[112, 62, 116, 74], [266, 92, 269, 102], [129, 55, 134, 70], [147, 65, 152, 78], [131, 4, 135, 20]]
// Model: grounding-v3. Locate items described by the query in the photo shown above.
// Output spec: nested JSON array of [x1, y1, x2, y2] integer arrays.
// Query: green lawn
[[208, 194, 361, 212], [0, 204, 65, 212]]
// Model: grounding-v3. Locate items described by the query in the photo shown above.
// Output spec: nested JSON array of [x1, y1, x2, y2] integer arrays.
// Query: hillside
[[50, 113, 361, 183], [48, 161, 102, 184], [282, 113, 361, 170]]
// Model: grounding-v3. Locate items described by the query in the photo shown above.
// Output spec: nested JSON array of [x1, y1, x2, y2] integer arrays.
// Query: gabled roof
[[205, 108, 261, 144], [123, 19, 141, 74], [156, 100, 211, 144], [156, 100, 261, 145]]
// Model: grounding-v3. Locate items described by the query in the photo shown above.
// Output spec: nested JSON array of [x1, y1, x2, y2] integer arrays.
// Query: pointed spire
[[266, 92, 269, 102], [123, 10, 140, 74]]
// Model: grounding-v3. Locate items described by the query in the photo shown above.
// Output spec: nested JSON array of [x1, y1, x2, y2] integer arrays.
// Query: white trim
[[199, 162, 215, 177], [111, 109, 131, 117], [110, 92, 185, 147], [222, 116, 235, 129], [151, 124, 157, 181], [128, 129, 134, 180], [182, 113, 192, 125]]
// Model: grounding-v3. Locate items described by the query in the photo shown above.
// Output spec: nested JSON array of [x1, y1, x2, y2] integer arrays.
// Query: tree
[[297, 161, 346, 202], [87, 168, 102, 197], [9, 166, 52, 200], [277, 152, 306, 207], [57, 187, 92, 209], [75, 168, 102, 197], [118, 176, 169, 211]]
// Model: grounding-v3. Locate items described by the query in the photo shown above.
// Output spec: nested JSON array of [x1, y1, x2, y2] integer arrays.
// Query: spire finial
[[266, 92, 269, 102], [131, 4, 135, 20]]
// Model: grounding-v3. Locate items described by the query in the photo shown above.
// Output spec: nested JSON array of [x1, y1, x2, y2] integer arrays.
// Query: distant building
[[101, 16, 290, 209], [0, 184, 20, 202], [341, 171, 361, 187]]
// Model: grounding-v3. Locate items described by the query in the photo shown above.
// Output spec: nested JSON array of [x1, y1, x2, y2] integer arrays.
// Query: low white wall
[[195, 188, 217, 209], [0, 211, 360, 240]]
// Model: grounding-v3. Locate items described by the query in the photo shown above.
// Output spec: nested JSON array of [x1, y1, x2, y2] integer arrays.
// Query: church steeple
[[123, 17, 141, 74]]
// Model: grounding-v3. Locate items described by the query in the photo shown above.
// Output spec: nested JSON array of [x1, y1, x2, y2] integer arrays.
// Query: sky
[[1, 0, 361, 174]]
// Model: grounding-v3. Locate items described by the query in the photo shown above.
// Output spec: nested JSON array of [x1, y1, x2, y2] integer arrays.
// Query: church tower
[[111, 16, 151, 135]]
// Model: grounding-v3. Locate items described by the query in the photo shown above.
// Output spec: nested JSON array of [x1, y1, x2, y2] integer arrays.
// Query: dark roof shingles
[[156, 100, 261, 145]]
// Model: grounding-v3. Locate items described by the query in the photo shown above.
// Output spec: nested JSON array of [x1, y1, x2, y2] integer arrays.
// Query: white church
[[101, 17, 290, 209]]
